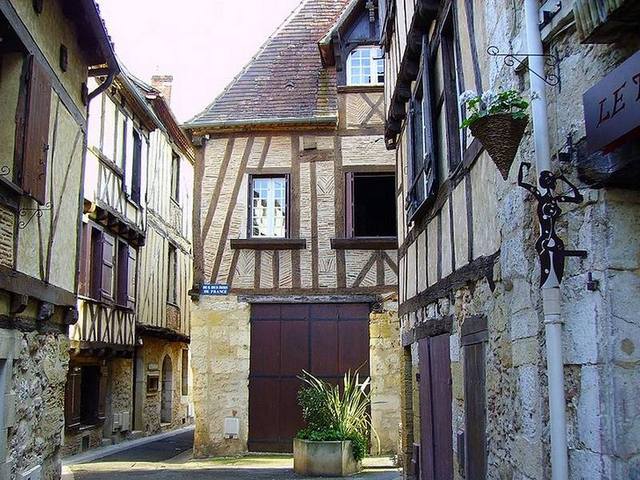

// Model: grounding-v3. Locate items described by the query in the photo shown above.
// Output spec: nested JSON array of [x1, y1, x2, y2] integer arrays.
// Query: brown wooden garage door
[[248, 303, 370, 453]]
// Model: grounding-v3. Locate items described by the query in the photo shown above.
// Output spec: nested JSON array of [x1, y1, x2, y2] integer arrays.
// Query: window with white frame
[[250, 176, 288, 238], [347, 46, 384, 86]]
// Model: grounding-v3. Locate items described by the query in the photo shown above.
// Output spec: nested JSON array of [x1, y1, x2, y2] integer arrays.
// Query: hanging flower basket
[[469, 112, 529, 180], [460, 89, 529, 180]]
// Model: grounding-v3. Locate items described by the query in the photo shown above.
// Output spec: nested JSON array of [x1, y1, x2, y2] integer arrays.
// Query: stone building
[[382, 1, 640, 479], [184, 0, 402, 458], [0, 0, 116, 477], [64, 67, 194, 454]]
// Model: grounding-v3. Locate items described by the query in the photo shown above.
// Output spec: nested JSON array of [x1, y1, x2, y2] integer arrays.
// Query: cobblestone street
[[64, 430, 401, 480]]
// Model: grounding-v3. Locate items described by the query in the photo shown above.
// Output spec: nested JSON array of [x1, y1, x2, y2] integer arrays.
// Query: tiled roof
[[186, 0, 352, 129]]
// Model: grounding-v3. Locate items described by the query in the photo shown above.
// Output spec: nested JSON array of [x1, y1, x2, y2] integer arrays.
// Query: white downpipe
[[524, 1, 569, 480]]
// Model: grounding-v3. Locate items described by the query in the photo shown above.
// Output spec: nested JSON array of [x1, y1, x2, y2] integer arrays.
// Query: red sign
[[583, 50, 640, 154]]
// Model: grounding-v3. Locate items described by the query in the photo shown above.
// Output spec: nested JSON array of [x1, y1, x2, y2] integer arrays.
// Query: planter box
[[293, 438, 362, 477]]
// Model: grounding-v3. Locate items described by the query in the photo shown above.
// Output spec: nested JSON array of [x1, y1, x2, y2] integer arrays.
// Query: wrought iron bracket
[[487, 45, 560, 87], [19, 201, 52, 229], [0, 166, 10, 177]]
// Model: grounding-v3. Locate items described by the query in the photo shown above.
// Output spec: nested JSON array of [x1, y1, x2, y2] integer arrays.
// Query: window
[[79, 223, 135, 306], [181, 350, 189, 396], [167, 244, 177, 304], [347, 46, 384, 86], [171, 151, 180, 201], [249, 176, 288, 238], [147, 375, 159, 394], [131, 130, 143, 203], [346, 172, 397, 237], [65, 364, 106, 428]]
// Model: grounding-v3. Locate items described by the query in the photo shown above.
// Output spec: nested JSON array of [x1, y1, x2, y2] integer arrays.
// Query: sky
[[98, 0, 302, 122]]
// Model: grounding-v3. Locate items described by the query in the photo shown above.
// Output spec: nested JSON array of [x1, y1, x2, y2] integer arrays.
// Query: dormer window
[[347, 46, 384, 86]]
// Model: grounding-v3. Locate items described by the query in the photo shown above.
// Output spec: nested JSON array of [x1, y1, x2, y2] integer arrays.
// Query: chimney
[[151, 74, 173, 106]]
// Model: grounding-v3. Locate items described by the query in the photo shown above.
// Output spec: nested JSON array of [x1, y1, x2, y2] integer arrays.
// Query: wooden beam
[[0, 265, 76, 306]]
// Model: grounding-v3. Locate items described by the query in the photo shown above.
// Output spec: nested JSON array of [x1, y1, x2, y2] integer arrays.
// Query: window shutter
[[116, 241, 128, 306], [65, 366, 82, 428], [127, 247, 137, 309], [131, 131, 142, 203], [345, 172, 355, 238], [22, 56, 52, 204], [78, 223, 91, 296], [97, 365, 108, 421], [421, 35, 437, 201], [101, 233, 115, 302]]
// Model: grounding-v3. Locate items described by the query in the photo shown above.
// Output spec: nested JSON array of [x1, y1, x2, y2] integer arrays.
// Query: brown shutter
[[78, 223, 91, 296], [101, 233, 115, 302], [127, 247, 136, 309], [65, 365, 82, 428], [97, 365, 108, 421], [421, 35, 437, 201], [463, 341, 487, 478], [22, 56, 52, 205], [345, 172, 355, 238], [116, 241, 128, 306]]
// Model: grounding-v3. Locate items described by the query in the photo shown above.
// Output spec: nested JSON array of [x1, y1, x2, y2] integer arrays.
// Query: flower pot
[[293, 438, 362, 477], [469, 113, 529, 180]]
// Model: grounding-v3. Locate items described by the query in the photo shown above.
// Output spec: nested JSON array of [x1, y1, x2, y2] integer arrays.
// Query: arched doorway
[[161, 355, 173, 424]]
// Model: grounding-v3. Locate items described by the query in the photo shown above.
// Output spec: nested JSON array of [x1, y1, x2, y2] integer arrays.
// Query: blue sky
[[99, 0, 302, 122]]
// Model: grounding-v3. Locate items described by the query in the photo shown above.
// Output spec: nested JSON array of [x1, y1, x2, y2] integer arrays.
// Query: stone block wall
[[369, 300, 402, 455], [191, 295, 250, 458], [138, 336, 191, 435]]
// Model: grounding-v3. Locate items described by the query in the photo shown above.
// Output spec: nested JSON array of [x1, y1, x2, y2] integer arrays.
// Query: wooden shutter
[[97, 365, 108, 421], [65, 365, 82, 428], [22, 56, 51, 205], [345, 172, 355, 238], [78, 223, 91, 296], [116, 241, 128, 306], [421, 35, 437, 201], [127, 247, 137, 309], [100, 232, 115, 302], [463, 337, 487, 478]]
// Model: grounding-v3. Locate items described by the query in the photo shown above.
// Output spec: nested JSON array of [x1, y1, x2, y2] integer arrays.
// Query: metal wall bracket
[[18, 201, 52, 229], [488, 45, 560, 87]]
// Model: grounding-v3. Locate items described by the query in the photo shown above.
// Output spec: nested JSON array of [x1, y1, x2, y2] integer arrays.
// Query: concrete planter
[[293, 438, 362, 477]]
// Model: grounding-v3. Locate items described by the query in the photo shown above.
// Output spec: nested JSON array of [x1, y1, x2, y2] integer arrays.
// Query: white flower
[[459, 90, 477, 105]]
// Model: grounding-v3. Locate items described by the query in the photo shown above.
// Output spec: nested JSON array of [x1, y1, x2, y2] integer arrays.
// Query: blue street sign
[[201, 283, 230, 296]]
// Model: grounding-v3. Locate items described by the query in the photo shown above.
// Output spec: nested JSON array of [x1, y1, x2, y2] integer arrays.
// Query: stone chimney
[[151, 74, 173, 106]]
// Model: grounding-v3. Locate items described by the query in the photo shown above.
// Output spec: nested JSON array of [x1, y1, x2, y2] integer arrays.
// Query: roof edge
[[184, 115, 338, 132]]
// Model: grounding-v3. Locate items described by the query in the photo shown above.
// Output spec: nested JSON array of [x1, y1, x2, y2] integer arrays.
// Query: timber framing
[[237, 294, 380, 304], [230, 239, 307, 250], [398, 252, 499, 317], [137, 324, 190, 343], [232, 286, 396, 296], [0, 265, 76, 307], [401, 314, 453, 346]]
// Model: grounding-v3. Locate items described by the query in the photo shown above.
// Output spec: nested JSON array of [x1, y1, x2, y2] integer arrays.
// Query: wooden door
[[248, 303, 370, 452], [418, 334, 453, 480]]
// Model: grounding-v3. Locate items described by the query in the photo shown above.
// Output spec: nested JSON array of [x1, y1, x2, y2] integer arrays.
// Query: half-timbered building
[[383, 1, 640, 479], [185, 0, 402, 458], [66, 68, 194, 454], [130, 75, 195, 436], [0, 0, 117, 476]]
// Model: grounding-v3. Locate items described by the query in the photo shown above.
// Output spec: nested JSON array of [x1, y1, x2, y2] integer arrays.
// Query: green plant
[[459, 89, 529, 129], [296, 370, 379, 462]]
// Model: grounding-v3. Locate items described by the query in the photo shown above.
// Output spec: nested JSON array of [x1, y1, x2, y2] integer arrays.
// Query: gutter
[[183, 115, 338, 131]]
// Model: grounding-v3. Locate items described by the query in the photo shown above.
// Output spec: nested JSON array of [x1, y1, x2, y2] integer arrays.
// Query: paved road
[[67, 430, 401, 480]]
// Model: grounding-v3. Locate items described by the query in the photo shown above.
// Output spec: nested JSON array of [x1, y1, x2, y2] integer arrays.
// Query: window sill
[[337, 85, 384, 94], [92, 147, 124, 177], [0, 175, 22, 210], [330, 237, 398, 250], [166, 301, 180, 309], [230, 238, 307, 250]]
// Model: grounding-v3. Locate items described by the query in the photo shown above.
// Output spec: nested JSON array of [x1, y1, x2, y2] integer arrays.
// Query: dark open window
[[131, 130, 142, 203], [167, 244, 177, 304], [65, 364, 107, 428], [346, 172, 397, 237], [171, 151, 180, 201], [248, 175, 289, 238]]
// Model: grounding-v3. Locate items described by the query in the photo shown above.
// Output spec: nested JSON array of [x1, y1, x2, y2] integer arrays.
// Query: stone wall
[[0, 324, 69, 480], [138, 336, 191, 436], [369, 300, 402, 456], [191, 295, 250, 458]]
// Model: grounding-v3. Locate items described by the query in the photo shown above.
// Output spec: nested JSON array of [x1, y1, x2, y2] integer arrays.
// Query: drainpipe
[[524, 1, 569, 480]]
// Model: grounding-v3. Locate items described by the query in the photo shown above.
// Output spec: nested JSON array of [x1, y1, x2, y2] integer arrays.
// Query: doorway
[[161, 355, 173, 424]]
